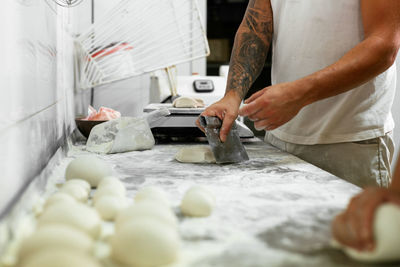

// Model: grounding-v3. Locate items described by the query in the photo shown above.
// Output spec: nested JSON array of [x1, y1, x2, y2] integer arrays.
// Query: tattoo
[[226, 0, 273, 99]]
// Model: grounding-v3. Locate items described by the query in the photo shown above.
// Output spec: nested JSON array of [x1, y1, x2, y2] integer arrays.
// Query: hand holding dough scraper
[[200, 116, 249, 164]]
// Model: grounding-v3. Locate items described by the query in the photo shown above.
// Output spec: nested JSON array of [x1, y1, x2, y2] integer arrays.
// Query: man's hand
[[238, 82, 308, 131], [196, 91, 242, 142], [332, 187, 400, 251]]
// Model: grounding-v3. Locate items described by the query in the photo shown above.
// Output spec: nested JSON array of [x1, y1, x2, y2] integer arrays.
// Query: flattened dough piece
[[172, 96, 205, 108], [333, 204, 400, 263], [175, 146, 216, 163]]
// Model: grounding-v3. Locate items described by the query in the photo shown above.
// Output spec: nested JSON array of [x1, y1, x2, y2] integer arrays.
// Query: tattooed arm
[[226, 0, 273, 99], [197, 0, 273, 142]]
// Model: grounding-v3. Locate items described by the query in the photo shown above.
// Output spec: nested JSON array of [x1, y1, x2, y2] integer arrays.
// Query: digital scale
[[144, 103, 254, 139]]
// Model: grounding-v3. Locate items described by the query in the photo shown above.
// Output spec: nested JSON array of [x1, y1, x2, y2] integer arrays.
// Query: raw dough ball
[[134, 186, 170, 207], [97, 176, 126, 196], [172, 96, 205, 108], [93, 185, 126, 203], [111, 218, 180, 267], [60, 183, 89, 202], [38, 202, 101, 238], [65, 179, 91, 194], [65, 155, 112, 187], [334, 204, 400, 263], [44, 192, 76, 209], [19, 248, 101, 267], [18, 224, 93, 261], [94, 195, 129, 221], [175, 146, 216, 163], [181, 186, 215, 217], [115, 201, 177, 230]]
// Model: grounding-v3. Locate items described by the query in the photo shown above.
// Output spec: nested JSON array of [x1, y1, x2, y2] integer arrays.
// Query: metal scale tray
[[144, 103, 254, 138]]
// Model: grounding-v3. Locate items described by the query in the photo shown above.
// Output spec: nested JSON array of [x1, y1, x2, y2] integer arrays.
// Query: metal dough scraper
[[200, 116, 249, 164]]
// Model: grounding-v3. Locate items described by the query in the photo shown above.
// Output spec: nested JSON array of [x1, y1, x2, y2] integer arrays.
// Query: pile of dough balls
[[15, 155, 121, 267], [17, 180, 101, 267], [111, 187, 180, 267], [18, 152, 217, 267]]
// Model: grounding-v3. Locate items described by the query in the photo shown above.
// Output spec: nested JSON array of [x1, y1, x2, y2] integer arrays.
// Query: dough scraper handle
[[199, 116, 249, 164]]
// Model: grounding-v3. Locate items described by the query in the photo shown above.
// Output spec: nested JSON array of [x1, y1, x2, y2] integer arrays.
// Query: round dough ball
[[65, 155, 112, 187], [97, 176, 126, 193], [93, 185, 126, 203], [336, 204, 400, 262], [111, 218, 180, 267], [94, 195, 129, 221], [134, 186, 170, 208], [18, 224, 93, 261], [60, 183, 89, 202], [175, 146, 216, 163], [181, 186, 215, 217], [19, 248, 101, 267], [38, 202, 101, 238], [115, 201, 177, 230], [65, 179, 91, 194], [44, 192, 76, 210]]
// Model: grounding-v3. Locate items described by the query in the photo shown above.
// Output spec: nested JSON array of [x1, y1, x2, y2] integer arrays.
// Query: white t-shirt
[[269, 0, 396, 145]]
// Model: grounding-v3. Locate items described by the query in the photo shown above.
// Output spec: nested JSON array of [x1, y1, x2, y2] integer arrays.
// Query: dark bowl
[[75, 118, 107, 138]]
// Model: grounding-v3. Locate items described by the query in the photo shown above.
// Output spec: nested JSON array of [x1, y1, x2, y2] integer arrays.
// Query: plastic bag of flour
[[86, 109, 169, 154]]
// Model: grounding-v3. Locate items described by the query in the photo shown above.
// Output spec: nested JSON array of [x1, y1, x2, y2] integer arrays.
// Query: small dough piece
[[172, 96, 205, 108], [44, 192, 76, 210], [19, 248, 101, 267], [115, 201, 177, 230], [65, 155, 113, 187], [175, 146, 216, 164], [64, 179, 91, 194], [97, 176, 126, 194], [60, 183, 89, 202], [38, 202, 101, 238], [333, 204, 400, 263], [134, 186, 170, 208], [18, 224, 93, 261], [93, 185, 126, 203], [181, 186, 215, 217], [111, 218, 180, 267], [94, 196, 129, 221]]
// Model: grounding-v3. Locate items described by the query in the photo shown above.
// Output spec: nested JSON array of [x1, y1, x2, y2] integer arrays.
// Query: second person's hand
[[196, 90, 242, 142], [332, 187, 400, 251]]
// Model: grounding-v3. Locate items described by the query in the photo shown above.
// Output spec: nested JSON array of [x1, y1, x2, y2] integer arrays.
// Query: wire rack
[[75, 0, 209, 90]]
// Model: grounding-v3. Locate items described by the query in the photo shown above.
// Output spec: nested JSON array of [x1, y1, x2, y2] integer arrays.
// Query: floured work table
[[3, 137, 398, 267]]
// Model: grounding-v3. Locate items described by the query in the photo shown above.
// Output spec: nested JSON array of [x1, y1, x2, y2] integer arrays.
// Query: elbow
[[384, 44, 399, 67], [373, 37, 400, 70]]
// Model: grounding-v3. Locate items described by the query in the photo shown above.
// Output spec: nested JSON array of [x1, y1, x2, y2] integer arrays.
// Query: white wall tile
[[0, 0, 74, 217]]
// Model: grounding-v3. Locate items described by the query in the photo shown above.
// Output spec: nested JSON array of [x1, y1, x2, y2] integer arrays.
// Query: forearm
[[293, 36, 399, 107], [225, 0, 273, 100], [390, 157, 400, 193]]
